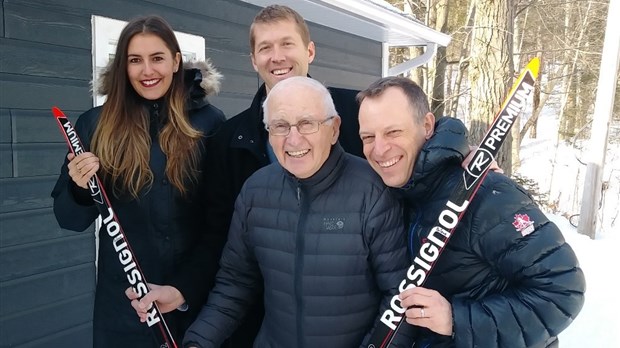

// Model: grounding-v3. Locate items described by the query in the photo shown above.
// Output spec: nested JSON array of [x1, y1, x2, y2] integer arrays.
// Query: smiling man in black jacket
[[357, 76, 586, 348]]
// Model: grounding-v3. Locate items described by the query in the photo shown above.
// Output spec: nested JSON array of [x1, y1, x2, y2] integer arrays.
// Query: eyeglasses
[[267, 116, 335, 136]]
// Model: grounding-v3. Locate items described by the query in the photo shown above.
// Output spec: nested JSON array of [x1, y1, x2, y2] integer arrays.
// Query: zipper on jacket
[[408, 209, 422, 260], [294, 183, 308, 348]]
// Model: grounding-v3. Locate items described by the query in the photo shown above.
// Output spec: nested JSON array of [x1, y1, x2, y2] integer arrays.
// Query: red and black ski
[[366, 58, 540, 348], [52, 106, 178, 348]]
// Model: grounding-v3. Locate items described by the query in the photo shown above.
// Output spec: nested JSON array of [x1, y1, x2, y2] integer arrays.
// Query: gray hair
[[262, 76, 337, 127]]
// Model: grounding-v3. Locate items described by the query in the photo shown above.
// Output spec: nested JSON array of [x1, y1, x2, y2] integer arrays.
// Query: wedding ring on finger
[[420, 307, 425, 318]]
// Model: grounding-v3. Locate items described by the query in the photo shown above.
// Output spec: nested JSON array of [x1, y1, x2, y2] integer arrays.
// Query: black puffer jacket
[[184, 144, 410, 348], [51, 61, 225, 347], [396, 117, 586, 347], [202, 82, 364, 346]]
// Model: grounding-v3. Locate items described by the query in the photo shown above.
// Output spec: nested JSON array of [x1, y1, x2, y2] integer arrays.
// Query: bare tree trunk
[[511, 5, 529, 171], [468, 0, 515, 174], [429, 0, 449, 116], [513, 3, 529, 70], [529, 21, 544, 139], [520, 88, 552, 142], [448, 0, 476, 119], [563, 76, 578, 138], [402, 1, 426, 88], [558, 0, 592, 141], [446, 63, 453, 99], [520, 29, 562, 145], [547, 0, 593, 207], [410, 46, 426, 88], [556, 1, 573, 136], [448, 58, 468, 118], [431, 49, 448, 116]]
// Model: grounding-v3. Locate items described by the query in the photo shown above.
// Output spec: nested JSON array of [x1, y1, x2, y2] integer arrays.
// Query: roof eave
[[239, 0, 451, 47]]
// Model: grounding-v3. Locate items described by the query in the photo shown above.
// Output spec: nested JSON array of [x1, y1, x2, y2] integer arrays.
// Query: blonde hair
[[249, 5, 311, 53]]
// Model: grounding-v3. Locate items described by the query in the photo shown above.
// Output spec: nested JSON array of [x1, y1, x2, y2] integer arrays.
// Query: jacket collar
[[283, 143, 346, 197], [246, 83, 269, 135], [394, 117, 470, 203], [228, 84, 270, 161]]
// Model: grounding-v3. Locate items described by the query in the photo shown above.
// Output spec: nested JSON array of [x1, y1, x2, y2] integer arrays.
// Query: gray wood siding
[[0, 0, 382, 346]]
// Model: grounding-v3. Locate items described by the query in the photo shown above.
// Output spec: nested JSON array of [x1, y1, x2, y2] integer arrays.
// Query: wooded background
[[386, 0, 619, 235], [387, 0, 618, 173]]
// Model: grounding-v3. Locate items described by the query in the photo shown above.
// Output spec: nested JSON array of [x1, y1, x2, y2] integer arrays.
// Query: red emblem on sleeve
[[513, 214, 535, 236]]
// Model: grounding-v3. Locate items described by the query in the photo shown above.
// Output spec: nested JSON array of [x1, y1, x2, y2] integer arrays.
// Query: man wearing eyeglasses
[[183, 76, 412, 348], [199, 6, 365, 346]]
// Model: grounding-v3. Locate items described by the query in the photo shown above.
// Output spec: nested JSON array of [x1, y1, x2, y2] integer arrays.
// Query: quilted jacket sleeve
[[183, 189, 262, 348], [51, 108, 100, 232], [360, 187, 414, 348], [451, 173, 586, 348]]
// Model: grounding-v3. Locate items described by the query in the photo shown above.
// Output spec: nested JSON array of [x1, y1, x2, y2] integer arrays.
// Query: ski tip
[[526, 57, 540, 79], [51, 106, 65, 119]]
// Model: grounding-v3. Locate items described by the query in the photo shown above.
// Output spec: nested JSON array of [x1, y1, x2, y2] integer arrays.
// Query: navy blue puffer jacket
[[184, 144, 411, 348], [397, 117, 585, 348]]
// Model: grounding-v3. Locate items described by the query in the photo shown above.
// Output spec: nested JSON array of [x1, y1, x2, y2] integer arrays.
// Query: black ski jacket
[[51, 61, 225, 347], [396, 117, 586, 348], [201, 82, 364, 346], [184, 144, 411, 348]]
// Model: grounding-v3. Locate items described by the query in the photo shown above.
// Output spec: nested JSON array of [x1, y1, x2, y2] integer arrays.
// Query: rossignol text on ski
[[366, 57, 540, 348], [52, 106, 177, 348]]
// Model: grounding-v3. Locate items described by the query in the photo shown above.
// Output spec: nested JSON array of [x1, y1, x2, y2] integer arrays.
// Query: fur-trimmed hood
[[183, 59, 222, 97], [183, 59, 223, 109], [93, 59, 222, 101]]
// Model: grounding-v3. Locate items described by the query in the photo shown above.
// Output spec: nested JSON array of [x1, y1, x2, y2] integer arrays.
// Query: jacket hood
[[92, 58, 222, 99], [396, 117, 470, 200], [184, 59, 222, 96]]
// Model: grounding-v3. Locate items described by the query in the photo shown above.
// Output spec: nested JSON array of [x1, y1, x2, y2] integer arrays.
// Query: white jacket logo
[[323, 218, 345, 230]]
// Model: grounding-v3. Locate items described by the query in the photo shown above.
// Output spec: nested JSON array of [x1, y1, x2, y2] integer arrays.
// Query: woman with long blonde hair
[[51, 15, 225, 347]]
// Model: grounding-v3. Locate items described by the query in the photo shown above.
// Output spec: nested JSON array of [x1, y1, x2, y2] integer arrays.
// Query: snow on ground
[[515, 100, 619, 347], [553, 214, 619, 347]]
